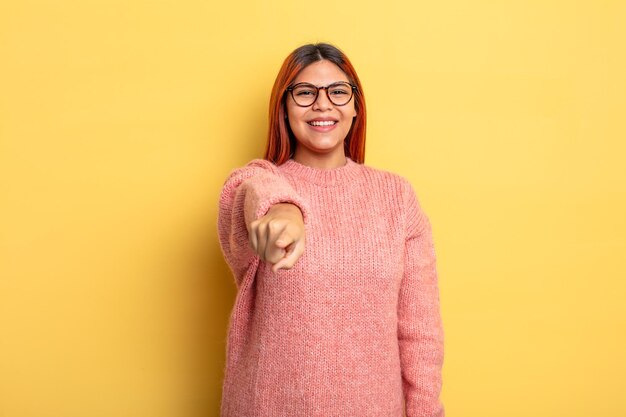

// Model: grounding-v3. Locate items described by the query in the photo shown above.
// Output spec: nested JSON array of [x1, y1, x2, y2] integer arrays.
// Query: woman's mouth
[[307, 120, 337, 127], [307, 120, 338, 132]]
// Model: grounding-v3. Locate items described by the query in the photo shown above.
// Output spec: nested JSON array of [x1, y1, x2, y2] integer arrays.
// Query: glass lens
[[327, 83, 353, 105], [291, 84, 318, 106]]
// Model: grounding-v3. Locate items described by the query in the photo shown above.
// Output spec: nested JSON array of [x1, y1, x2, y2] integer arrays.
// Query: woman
[[218, 43, 444, 417]]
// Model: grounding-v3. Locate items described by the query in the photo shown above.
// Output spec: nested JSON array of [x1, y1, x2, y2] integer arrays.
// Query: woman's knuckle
[[267, 219, 282, 232]]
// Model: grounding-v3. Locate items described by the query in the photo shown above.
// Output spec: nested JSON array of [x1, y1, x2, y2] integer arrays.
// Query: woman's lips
[[307, 120, 337, 132]]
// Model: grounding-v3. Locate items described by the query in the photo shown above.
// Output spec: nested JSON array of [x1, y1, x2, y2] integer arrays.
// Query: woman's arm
[[217, 159, 308, 286], [398, 182, 445, 417]]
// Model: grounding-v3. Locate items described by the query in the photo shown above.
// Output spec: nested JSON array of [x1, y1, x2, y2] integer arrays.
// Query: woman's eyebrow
[[293, 80, 349, 86]]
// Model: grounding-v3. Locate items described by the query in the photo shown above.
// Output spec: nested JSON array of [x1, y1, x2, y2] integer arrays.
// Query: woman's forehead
[[293, 60, 350, 85]]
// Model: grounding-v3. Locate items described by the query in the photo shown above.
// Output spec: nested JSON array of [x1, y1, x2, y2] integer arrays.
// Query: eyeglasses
[[286, 82, 357, 107]]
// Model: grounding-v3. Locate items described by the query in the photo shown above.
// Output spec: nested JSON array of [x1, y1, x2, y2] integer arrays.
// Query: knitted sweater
[[217, 157, 444, 417]]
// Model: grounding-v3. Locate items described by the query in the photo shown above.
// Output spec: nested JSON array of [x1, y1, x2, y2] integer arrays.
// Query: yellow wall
[[1, 1, 624, 416]]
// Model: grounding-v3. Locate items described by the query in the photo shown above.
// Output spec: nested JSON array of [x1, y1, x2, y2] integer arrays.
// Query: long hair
[[264, 43, 367, 165]]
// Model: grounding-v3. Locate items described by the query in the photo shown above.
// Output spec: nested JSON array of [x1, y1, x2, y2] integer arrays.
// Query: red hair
[[264, 43, 367, 165]]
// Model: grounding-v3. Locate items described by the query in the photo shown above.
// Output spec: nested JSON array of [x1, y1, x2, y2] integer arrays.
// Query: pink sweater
[[218, 158, 444, 417]]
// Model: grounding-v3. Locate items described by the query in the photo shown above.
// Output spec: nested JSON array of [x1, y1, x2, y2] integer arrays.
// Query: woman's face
[[286, 60, 357, 168]]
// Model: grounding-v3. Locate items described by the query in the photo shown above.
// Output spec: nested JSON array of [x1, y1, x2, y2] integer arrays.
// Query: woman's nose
[[311, 88, 332, 110]]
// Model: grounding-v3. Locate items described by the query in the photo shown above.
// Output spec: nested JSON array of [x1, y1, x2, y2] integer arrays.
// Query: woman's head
[[265, 43, 367, 165]]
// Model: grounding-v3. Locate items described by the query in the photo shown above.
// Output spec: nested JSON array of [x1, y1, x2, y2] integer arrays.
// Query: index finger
[[274, 228, 296, 249], [271, 238, 305, 272]]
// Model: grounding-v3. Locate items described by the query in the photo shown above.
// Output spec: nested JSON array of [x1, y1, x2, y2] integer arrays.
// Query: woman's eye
[[296, 90, 314, 96], [330, 89, 349, 95]]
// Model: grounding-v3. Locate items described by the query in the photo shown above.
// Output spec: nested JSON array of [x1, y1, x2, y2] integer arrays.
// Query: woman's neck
[[292, 150, 347, 170]]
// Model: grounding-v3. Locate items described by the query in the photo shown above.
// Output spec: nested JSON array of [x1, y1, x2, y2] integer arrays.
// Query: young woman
[[218, 43, 444, 417]]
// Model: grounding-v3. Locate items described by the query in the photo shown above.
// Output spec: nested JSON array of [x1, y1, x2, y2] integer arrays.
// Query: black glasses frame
[[286, 81, 357, 107]]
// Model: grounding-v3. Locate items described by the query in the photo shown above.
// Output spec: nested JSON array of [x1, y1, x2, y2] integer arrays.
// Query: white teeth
[[309, 120, 336, 126]]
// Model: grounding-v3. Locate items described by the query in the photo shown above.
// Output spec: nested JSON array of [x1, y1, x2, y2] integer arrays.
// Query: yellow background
[[1, 1, 625, 416]]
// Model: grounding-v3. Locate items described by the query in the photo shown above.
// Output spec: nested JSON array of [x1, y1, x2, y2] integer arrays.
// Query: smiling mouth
[[308, 121, 337, 127]]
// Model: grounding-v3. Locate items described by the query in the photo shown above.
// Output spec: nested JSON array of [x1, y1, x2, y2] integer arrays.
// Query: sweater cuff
[[242, 174, 309, 228]]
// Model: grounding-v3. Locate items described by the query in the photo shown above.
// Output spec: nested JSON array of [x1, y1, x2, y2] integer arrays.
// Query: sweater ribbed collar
[[280, 157, 362, 187]]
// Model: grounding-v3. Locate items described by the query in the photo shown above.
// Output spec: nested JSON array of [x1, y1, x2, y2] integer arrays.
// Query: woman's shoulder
[[359, 162, 415, 192], [358, 162, 427, 211], [235, 158, 280, 172], [222, 158, 281, 182]]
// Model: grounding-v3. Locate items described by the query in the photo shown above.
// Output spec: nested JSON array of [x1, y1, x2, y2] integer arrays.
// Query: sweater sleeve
[[217, 159, 309, 287], [398, 181, 445, 417]]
